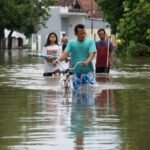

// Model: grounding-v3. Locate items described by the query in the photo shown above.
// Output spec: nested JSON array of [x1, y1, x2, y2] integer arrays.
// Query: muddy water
[[0, 49, 150, 150]]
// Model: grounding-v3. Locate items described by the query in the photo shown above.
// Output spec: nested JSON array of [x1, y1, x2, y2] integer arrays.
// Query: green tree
[[96, 0, 150, 56], [96, 0, 124, 34], [118, 0, 150, 56], [0, 1, 13, 48], [119, 0, 150, 44], [0, 0, 56, 49]]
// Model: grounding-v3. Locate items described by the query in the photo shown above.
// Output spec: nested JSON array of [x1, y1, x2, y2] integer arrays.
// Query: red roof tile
[[55, 0, 103, 18]]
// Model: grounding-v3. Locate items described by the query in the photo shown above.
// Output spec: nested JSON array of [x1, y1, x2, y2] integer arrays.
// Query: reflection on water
[[71, 88, 95, 150], [116, 89, 150, 150], [0, 50, 150, 150], [70, 87, 120, 150]]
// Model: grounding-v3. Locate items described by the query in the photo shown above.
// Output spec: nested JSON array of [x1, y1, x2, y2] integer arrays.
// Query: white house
[[5, 29, 28, 49], [38, 6, 87, 49], [36, 0, 111, 51]]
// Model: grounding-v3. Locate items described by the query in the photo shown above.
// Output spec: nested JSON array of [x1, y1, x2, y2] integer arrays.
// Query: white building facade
[[37, 6, 111, 50]]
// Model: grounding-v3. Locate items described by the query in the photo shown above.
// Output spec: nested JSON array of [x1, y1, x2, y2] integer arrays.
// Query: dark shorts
[[62, 44, 67, 51], [43, 69, 61, 77], [43, 72, 53, 76], [96, 67, 110, 73]]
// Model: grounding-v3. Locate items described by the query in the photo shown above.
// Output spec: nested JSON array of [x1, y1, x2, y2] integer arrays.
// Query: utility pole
[[91, 0, 94, 38], [36, 3, 39, 52], [34, 0, 41, 52]]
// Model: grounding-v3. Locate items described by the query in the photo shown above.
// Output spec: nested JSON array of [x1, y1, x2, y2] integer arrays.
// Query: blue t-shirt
[[66, 38, 96, 73]]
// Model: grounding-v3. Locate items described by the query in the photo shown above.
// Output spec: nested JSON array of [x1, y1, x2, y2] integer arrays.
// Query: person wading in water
[[95, 28, 114, 73], [61, 33, 68, 52]]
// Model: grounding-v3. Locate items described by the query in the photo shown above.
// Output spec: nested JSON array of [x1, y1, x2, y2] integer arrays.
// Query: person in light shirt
[[42, 32, 62, 77]]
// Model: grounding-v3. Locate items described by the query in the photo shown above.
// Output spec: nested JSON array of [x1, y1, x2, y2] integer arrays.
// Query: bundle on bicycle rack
[[60, 69, 72, 89], [58, 61, 82, 90]]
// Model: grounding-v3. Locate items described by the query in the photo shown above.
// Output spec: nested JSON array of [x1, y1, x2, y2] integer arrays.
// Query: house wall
[[38, 6, 111, 49], [39, 7, 61, 49], [85, 18, 111, 41], [39, 6, 87, 48], [4, 29, 28, 49], [68, 15, 86, 40], [61, 17, 69, 36]]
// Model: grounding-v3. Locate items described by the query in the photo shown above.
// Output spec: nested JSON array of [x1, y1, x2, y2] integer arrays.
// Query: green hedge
[[126, 43, 150, 57], [116, 42, 150, 57]]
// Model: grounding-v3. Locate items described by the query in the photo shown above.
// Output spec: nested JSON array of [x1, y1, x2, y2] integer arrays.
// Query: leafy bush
[[116, 44, 126, 56], [116, 41, 150, 57], [126, 42, 150, 57]]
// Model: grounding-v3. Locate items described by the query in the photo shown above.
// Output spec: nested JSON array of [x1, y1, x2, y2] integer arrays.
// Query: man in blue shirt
[[54, 24, 96, 89]]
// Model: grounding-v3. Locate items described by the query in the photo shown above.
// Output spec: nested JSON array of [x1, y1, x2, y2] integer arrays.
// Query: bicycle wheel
[[61, 79, 71, 89]]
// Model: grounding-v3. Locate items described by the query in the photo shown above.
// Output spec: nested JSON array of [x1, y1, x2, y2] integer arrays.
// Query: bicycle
[[57, 61, 82, 90]]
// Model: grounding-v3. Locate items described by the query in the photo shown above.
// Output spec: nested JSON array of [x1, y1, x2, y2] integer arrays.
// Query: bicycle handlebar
[[56, 60, 82, 71], [69, 61, 82, 71]]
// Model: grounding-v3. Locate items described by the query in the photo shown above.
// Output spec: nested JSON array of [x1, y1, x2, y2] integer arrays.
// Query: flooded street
[[0, 49, 150, 150]]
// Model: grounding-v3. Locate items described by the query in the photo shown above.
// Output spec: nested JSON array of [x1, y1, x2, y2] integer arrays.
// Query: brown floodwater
[[0, 49, 150, 150]]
